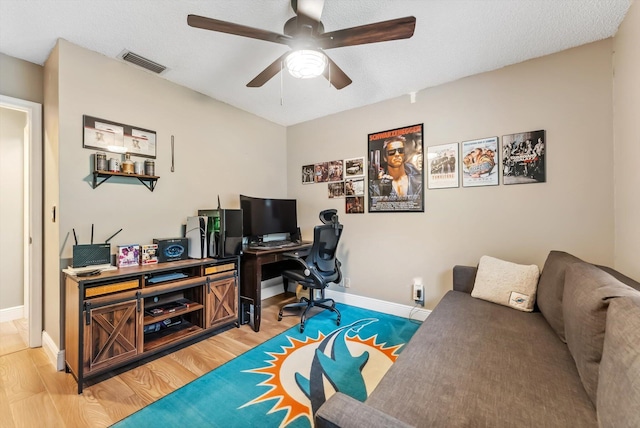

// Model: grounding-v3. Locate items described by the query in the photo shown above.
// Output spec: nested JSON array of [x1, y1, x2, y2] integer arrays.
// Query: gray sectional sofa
[[315, 251, 640, 427]]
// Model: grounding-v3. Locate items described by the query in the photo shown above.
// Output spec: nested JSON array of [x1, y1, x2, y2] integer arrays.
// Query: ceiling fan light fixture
[[285, 50, 327, 79]]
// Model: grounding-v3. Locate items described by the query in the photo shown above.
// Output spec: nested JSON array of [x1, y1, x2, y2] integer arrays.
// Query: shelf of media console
[[92, 170, 160, 192]]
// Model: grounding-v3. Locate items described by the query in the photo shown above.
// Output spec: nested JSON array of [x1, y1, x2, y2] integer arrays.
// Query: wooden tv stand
[[64, 257, 239, 393]]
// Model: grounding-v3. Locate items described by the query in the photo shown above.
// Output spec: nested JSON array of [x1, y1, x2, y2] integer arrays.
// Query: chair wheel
[[299, 323, 305, 333], [278, 314, 282, 321]]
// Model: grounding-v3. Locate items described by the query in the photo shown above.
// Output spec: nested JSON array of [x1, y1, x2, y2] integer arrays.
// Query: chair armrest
[[315, 393, 414, 428], [453, 265, 477, 294]]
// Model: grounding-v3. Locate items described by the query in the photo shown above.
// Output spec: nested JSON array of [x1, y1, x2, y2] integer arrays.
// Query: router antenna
[[105, 228, 123, 243], [217, 195, 221, 210], [73, 229, 78, 246], [91, 224, 94, 244]]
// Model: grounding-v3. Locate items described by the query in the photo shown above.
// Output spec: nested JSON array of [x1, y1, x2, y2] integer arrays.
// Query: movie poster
[[461, 137, 499, 187], [502, 130, 546, 185], [368, 124, 424, 212], [427, 142, 459, 189]]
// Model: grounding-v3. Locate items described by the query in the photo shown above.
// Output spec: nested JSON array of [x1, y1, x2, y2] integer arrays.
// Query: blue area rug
[[113, 304, 420, 428]]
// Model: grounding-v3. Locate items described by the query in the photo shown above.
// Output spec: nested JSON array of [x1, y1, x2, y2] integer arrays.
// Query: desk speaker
[[72, 244, 111, 268]]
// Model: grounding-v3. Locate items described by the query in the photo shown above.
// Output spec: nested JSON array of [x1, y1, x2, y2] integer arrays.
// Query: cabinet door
[[206, 276, 238, 329], [83, 300, 139, 374]]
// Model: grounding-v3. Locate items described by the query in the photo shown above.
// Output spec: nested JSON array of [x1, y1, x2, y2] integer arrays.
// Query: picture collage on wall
[[301, 157, 366, 214], [301, 128, 545, 215]]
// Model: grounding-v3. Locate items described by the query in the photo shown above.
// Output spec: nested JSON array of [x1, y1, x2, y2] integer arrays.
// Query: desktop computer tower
[[197, 209, 243, 258], [186, 216, 208, 259]]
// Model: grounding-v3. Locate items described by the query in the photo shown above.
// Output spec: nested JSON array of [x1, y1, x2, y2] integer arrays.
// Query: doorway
[[0, 95, 43, 353]]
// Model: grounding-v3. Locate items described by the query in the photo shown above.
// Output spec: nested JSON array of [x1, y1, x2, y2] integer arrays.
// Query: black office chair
[[278, 209, 343, 332]]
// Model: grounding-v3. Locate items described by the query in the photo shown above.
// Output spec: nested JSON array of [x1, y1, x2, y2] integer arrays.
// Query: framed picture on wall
[[328, 182, 345, 198], [461, 136, 499, 187], [502, 130, 546, 184], [83, 115, 156, 158], [346, 196, 365, 213], [345, 177, 364, 196], [344, 157, 365, 177], [328, 160, 344, 182], [427, 142, 459, 189], [367, 123, 424, 212], [302, 164, 314, 184]]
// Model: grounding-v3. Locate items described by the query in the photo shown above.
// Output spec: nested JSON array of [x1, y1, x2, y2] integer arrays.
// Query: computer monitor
[[239, 195, 298, 239]]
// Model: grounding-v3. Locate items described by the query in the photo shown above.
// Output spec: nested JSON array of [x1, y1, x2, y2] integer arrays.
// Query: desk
[[240, 242, 311, 331]]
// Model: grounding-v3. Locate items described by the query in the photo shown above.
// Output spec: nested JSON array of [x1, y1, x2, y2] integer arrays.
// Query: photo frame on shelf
[[502, 130, 546, 184], [461, 136, 499, 187], [367, 123, 424, 212], [83, 115, 157, 158], [427, 142, 459, 189]]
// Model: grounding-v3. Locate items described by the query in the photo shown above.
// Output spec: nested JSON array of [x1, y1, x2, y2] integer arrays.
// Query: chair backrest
[[306, 218, 343, 282]]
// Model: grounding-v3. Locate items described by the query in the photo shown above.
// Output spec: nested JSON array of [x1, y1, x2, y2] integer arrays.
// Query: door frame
[[0, 95, 43, 347]]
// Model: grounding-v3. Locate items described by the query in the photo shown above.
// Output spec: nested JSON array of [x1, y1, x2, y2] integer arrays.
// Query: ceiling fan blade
[[322, 55, 352, 90], [317, 16, 416, 50], [292, 0, 325, 23], [246, 52, 290, 87], [188, 14, 292, 46]]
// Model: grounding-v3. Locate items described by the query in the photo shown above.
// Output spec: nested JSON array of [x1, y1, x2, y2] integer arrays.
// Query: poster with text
[[427, 142, 459, 189], [367, 124, 424, 212], [502, 130, 546, 185], [461, 137, 499, 187]]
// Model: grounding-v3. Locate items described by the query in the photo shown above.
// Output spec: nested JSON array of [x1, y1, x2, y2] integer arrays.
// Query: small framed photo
[[346, 196, 365, 214], [328, 160, 344, 182], [502, 130, 546, 184], [461, 137, 499, 187], [345, 177, 365, 196], [302, 164, 315, 184], [314, 162, 328, 183], [427, 143, 459, 189], [344, 157, 365, 177], [117, 244, 140, 268], [328, 182, 345, 198]]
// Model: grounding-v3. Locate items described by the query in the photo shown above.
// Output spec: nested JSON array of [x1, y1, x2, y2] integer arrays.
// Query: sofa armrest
[[453, 265, 477, 294], [315, 393, 414, 428]]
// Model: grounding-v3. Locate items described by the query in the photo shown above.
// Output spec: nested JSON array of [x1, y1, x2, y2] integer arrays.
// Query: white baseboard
[[0, 305, 25, 322], [261, 285, 431, 321], [325, 289, 431, 321], [42, 331, 65, 371]]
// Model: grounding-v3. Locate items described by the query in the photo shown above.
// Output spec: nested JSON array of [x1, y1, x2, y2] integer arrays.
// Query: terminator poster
[[368, 124, 424, 212]]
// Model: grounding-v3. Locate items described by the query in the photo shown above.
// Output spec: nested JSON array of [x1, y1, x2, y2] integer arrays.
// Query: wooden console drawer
[[85, 279, 140, 298]]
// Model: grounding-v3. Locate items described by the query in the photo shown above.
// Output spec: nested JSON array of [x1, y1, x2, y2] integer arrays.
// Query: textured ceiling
[[0, 0, 631, 126]]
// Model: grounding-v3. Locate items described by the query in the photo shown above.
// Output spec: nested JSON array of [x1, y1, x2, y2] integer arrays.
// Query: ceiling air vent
[[120, 50, 167, 74]]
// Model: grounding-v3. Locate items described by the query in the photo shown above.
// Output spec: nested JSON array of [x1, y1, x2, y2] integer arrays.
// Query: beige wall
[[0, 53, 44, 105], [613, 0, 640, 279], [288, 40, 617, 309], [42, 39, 287, 347], [0, 107, 26, 309]]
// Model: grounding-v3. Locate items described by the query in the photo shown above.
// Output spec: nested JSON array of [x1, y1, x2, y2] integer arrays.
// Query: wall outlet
[[413, 283, 424, 304], [344, 277, 351, 288]]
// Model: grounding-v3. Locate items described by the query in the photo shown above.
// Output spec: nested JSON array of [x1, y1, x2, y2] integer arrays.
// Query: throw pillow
[[562, 262, 639, 406], [597, 296, 640, 428], [536, 251, 584, 343], [471, 255, 540, 312]]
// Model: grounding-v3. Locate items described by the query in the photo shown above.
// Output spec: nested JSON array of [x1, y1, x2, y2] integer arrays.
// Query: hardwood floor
[[0, 294, 312, 428], [0, 318, 28, 357]]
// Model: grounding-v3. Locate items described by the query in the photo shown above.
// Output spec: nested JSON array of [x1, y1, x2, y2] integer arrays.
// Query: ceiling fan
[[187, 0, 416, 90]]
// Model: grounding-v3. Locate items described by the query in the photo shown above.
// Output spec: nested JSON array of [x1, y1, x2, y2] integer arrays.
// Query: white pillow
[[471, 255, 540, 312]]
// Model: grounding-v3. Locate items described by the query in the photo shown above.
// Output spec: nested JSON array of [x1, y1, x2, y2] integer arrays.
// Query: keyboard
[[250, 240, 297, 249]]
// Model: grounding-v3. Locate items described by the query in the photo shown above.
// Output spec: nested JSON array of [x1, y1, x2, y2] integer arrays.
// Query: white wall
[[43, 39, 287, 347], [613, 0, 640, 279], [0, 107, 26, 309], [288, 40, 616, 309]]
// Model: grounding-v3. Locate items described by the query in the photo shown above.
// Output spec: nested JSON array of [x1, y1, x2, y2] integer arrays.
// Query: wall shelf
[[92, 170, 159, 191]]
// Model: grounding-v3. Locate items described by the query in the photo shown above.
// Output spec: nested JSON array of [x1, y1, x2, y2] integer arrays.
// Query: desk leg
[[240, 257, 261, 332]]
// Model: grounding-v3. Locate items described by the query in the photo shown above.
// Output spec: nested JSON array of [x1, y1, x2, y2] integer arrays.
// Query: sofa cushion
[[563, 262, 639, 405], [536, 251, 584, 342], [365, 290, 597, 427], [597, 296, 640, 428], [471, 255, 540, 311]]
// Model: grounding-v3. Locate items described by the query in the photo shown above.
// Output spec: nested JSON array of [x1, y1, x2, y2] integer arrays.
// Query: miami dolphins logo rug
[[112, 304, 420, 428]]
